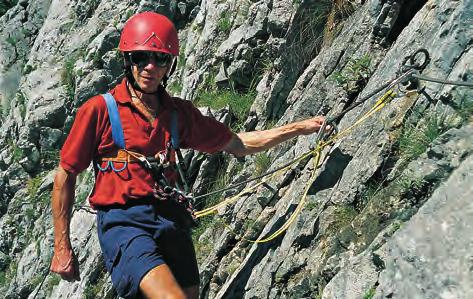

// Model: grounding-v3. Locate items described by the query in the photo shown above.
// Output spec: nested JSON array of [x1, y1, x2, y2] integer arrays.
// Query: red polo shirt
[[60, 78, 233, 208]]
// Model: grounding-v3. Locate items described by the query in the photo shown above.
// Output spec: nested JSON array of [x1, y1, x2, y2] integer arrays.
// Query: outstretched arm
[[50, 165, 80, 281], [224, 116, 326, 156]]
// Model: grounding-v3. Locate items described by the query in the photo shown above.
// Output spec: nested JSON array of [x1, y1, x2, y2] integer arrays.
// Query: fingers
[[50, 250, 81, 282]]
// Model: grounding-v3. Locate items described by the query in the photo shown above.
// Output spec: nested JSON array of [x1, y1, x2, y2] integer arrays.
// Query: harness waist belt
[[100, 149, 146, 163]]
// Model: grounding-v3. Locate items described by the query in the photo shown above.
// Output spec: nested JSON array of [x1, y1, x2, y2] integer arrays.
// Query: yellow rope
[[249, 148, 322, 243], [195, 89, 398, 243], [195, 150, 314, 217]]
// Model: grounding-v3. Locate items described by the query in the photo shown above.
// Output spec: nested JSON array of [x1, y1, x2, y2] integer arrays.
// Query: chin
[[139, 82, 159, 93]]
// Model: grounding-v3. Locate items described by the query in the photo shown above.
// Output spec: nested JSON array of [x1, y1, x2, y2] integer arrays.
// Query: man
[[50, 11, 325, 299]]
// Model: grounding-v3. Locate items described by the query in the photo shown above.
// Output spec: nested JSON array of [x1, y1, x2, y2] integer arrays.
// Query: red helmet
[[119, 12, 179, 56]]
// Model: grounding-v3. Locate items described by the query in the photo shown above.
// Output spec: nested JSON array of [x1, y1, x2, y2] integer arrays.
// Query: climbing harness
[[97, 93, 198, 227]]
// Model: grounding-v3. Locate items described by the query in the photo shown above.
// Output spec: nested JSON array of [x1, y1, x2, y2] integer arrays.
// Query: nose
[[143, 56, 158, 71]]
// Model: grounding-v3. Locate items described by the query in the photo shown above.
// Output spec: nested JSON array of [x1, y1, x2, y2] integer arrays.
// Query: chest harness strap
[[97, 93, 197, 227], [97, 93, 185, 181]]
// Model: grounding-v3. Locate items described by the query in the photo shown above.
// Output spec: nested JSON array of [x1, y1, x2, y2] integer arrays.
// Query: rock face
[[0, 0, 471, 298]]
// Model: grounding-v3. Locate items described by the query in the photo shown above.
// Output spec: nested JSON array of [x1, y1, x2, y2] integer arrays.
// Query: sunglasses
[[128, 51, 173, 68]]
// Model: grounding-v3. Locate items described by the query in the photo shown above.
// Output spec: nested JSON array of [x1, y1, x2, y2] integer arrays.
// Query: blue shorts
[[96, 200, 199, 299]]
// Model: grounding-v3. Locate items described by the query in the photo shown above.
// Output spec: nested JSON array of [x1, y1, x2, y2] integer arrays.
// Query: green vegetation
[[326, 205, 357, 235], [125, 9, 134, 21], [323, 0, 356, 45], [363, 287, 376, 299], [0, 260, 17, 289], [30, 274, 45, 291], [5, 36, 17, 47], [206, 166, 231, 208], [195, 78, 256, 131], [289, 1, 331, 66], [15, 90, 27, 119], [191, 22, 204, 34], [306, 200, 318, 211], [217, 11, 232, 34], [254, 152, 271, 176], [453, 92, 473, 123], [23, 64, 36, 75], [178, 45, 186, 68], [60, 49, 86, 101], [192, 217, 225, 263], [41, 149, 60, 170], [167, 81, 183, 96], [397, 111, 454, 162], [84, 283, 103, 299], [331, 55, 371, 88], [27, 175, 43, 199], [355, 180, 381, 212], [288, 0, 355, 69], [44, 274, 61, 295], [0, 0, 17, 17], [238, 0, 251, 17], [7, 139, 23, 162], [259, 57, 276, 73], [192, 162, 231, 261], [61, 56, 77, 101], [83, 262, 113, 299]]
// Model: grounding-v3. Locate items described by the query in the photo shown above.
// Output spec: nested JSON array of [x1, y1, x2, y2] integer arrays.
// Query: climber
[[50, 11, 327, 299]]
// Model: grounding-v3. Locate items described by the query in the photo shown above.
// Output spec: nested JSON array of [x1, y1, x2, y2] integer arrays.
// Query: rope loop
[[110, 161, 128, 172], [96, 160, 111, 172]]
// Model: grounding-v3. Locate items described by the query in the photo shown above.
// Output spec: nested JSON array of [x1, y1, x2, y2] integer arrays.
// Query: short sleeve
[[178, 101, 233, 153], [60, 97, 105, 174]]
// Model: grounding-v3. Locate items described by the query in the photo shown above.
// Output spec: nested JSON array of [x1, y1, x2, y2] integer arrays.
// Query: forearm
[[52, 166, 77, 249], [224, 116, 326, 156], [236, 123, 302, 155]]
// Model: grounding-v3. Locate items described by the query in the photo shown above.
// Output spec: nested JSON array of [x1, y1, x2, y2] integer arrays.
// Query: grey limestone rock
[[0, 0, 472, 298]]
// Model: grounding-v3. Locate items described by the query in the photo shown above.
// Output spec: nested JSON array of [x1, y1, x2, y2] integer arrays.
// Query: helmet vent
[[141, 32, 165, 49]]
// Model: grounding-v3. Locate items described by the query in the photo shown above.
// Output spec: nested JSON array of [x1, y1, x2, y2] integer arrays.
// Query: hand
[[50, 245, 80, 282], [296, 116, 330, 135]]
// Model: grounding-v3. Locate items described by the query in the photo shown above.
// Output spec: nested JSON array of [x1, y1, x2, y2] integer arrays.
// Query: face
[[128, 51, 173, 93]]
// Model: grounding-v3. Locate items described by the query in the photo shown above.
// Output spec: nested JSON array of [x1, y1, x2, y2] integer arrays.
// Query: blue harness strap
[[170, 109, 180, 149], [99, 94, 182, 174], [103, 93, 126, 149]]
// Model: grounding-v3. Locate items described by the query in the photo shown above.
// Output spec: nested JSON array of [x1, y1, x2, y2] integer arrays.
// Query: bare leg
[[140, 264, 186, 299], [183, 285, 199, 299]]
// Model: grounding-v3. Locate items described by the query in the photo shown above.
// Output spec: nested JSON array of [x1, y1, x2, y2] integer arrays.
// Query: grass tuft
[[194, 71, 256, 131], [254, 152, 271, 176], [217, 11, 232, 34], [363, 287, 376, 299], [331, 55, 371, 89], [398, 111, 454, 162], [26, 175, 43, 199], [61, 56, 76, 101]]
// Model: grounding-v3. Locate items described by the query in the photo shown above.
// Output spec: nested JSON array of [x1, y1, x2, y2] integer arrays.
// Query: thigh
[[97, 208, 166, 299], [160, 227, 200, 288], [140, 264, 186, 299]]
